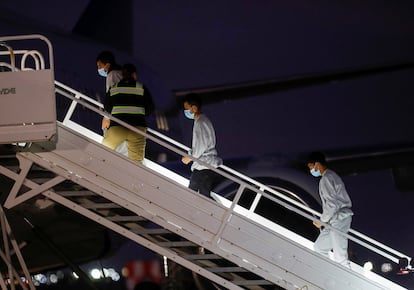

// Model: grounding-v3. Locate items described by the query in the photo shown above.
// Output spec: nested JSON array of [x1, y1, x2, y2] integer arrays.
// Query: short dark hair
[[182, 93, 202, 109], [122, 63, 136, 79], [307, 151, 327, 165], [96, 51, 116, 65]]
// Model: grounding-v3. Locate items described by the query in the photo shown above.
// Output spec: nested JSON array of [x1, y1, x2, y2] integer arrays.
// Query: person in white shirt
[[307, 151, 353, 267], [181, 93, 223, 198]]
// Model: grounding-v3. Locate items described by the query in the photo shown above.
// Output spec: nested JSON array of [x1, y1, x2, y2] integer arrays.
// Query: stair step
[[206, 267, 248, 273], [233, 279, 273, 286], [183, 254, 222, 260], [131, 228, 171, 235], [157, 241, 197, 247], [58, 191, 96, 197], [82, 203, 121, 209], [107, 215, 146, 222]]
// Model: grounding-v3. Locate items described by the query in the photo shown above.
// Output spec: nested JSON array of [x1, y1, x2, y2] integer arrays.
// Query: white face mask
[[310, 168, 321, 177], [184, 109, 195, 119], [98, 68, 107, 77]]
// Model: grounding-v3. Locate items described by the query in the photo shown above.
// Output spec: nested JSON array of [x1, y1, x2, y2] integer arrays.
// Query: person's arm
[[102, 91, 112, 129], [181, 155, 192, 165]]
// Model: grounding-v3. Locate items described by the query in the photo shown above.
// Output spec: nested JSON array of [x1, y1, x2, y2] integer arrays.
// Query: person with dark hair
[[102, 63, 154, 162], [307, 151, 353, 267], [96, 50, 123, 92], [181, 93, 223, 198], [96, 51, 128, 155]]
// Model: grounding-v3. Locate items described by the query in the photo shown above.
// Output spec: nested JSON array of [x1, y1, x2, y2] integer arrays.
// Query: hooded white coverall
[[314, 169, 353, 266]]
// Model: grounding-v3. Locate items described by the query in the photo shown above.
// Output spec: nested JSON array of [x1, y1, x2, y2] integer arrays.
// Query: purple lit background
[[1, 1, 414, 288]]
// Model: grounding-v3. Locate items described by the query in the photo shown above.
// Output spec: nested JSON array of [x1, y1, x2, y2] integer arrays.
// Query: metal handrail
[[0, 34, 54, 70], [54, 81, 412, 268], [0, 42, 15, 71]]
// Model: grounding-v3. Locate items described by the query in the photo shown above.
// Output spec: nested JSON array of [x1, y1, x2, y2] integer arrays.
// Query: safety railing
[[54, 80, 412, 273], [0, 34, 53, 71], [0, 34, 56, 144]]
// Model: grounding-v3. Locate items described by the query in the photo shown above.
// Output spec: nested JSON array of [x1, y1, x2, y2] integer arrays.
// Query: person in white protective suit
[[307, 151, 353, 267], [181, 93, 223, 199]]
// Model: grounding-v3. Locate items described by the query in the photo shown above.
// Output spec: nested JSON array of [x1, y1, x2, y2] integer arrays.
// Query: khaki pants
[[102, 126, 146, 162]]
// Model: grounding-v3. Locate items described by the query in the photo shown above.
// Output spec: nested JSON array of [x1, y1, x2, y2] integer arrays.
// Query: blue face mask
[[98, 68, 107, 77], [184, 109, 195, 119], [310, 168, 321, 177]]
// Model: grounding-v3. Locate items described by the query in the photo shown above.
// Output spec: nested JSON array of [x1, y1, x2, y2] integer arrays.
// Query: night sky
[[1, 1, 414, 288]]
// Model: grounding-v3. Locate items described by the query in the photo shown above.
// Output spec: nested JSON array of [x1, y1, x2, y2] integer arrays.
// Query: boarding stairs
[[0, 35, 412, 290]]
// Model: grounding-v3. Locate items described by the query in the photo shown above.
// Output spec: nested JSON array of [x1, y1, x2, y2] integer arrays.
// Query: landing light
[[103, 268, 120, 281], [363, 261, 374, 271], [90, 269, 102, 279], [381, 263, 393, 273], [49, 274, 58, 284], [33, 274, 47, 284]]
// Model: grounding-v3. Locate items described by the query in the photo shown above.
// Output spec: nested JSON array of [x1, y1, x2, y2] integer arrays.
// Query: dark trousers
[[189, 169, 222, 199]]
